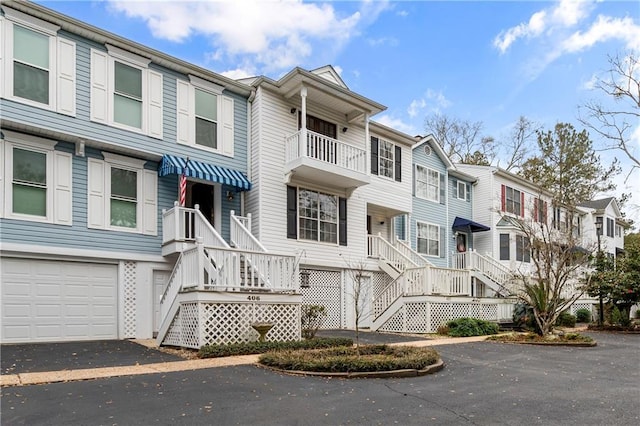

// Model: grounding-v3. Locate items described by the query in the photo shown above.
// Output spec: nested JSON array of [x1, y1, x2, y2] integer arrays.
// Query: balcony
[[284, 130, 370, 189]]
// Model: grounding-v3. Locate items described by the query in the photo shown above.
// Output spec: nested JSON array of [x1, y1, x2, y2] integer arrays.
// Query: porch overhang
[[158, 154, 252, 191], [452, 217, 490, 233]]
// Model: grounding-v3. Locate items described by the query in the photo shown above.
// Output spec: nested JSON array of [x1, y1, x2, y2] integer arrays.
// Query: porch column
[[364, 112, 370, 174], [300, 86, 308, 157]]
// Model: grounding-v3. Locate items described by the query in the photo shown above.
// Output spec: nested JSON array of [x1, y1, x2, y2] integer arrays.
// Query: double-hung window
[[415, 165, 440, 202], [457, 181, 467, 200], [298, 189, 338, 244], [371, 136, 401, 181], [417, 222, 439, 257], [606, 217, 614, 238], [87, 152, 157, 235], [176, 76, 234, 156], [2, 130, 72, 224], [90, 45, 163, 138], [503, 185, 522, 216], [515, 235, 530, 263], [1, 6, 76, 115]]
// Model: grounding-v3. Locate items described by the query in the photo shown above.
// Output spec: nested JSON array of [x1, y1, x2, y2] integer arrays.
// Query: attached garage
[[1, 258, 118, 343]]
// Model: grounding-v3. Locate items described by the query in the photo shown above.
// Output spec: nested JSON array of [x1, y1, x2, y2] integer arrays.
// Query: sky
[[36, 0, 640, 225]]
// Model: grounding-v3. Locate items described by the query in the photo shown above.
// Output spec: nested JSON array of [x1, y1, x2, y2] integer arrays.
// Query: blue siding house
[[0, 1, 255, 343]]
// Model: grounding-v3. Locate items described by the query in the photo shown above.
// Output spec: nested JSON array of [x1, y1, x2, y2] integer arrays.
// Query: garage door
[[1, 258, 118, 343]]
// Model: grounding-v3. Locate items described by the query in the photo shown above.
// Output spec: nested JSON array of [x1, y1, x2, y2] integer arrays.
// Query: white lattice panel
[[301, 269, 343, 329], [570, 303, 594, 316], [427, 302, 498, 332], [162, 301, 299, 348], [405, 303, 429, 333], [123, 261, 137, 338], [372, 272, 392, 300], [379, 306, 405, 333]]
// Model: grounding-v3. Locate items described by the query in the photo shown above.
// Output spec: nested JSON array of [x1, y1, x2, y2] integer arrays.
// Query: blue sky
[[38, 0, 640, 222]]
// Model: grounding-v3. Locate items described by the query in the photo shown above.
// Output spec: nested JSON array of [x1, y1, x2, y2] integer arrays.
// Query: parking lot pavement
[[1, 340, 184, 375], [1, 332, 638, 425]]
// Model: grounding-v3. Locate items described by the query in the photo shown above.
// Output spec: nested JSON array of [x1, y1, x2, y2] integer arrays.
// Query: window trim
[[297, 188, 339, 245], [378, 138, 395, 180], [102, 152, 145, 233], [2, 130, 72, 225], [515, 234, 531, 263], [456, 181, 466, 200], [503, 185, 523, 217], [415, 165, 440, 203], [416, 221, 440, 257], [2, 7, 75, 116]]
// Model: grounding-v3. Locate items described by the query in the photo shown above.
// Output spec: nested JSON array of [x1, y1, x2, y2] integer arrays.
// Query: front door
[[189, 182, 215, 227], [456, 233, 467, 253]]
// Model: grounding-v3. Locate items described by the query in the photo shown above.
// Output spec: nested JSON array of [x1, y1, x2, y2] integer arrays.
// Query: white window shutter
[[53, 151, 72, 225], [142, 169, 157, 236], [176, 79, 190, 145], [2, 19, 14, 100], [90, 49, 109, 124], [0, 18, 4, 99], [147, 69, 163, 139], [87, 158, 106, 229], [220, 95, 234, 157], [0, 139, 5, 217], [57, 38, 76, 116]]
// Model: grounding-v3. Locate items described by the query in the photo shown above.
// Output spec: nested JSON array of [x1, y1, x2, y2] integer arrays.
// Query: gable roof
[[578, 197, 615, 211], [310, 65, 348, 89]]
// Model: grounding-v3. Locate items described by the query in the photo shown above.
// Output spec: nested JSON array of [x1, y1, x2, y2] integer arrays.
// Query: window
[[195, 88, 218, 149], [113, 61, 142, 129], [87, 152, 157, 235], [90, 45, 163, 138], [287, 186, 346, 245], [415, 165, 440, 202], [606, 217, 614, 238], [298, 189, 338, 243], [534, 198, 547, 223], [502, 185, 522, 216], [457, 181, 467, 200], [417, 222, 439, 257], [2, 130, 72, 224], [176, 76, 234, 156], [595, 216, 603, 236], [615, 225, 622, 238], [2, 6, 76, 115], [515, 235, 531, 263], [371, 136, 401, 181], [499, 234, 510, 260]]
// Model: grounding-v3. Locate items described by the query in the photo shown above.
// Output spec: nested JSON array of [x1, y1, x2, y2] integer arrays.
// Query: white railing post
[[196, 237, 205, 290], [246, 213, 252, 232], [300, 86, 307, 157]]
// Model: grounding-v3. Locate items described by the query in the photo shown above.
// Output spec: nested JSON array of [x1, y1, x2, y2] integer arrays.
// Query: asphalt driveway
[[2, 332, 638, 425]]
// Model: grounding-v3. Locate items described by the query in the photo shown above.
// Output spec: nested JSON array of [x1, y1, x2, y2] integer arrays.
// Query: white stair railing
[[368, 234, 419, 271], [452, 250, 514, 294], [162, 203, 229, 249], [230, 211, 267, 253], [394, 239, 433, 267], [429, 266, 471, 295]]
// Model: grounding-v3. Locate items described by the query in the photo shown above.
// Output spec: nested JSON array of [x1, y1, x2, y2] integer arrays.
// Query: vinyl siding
[[448, 175, 476, 259]]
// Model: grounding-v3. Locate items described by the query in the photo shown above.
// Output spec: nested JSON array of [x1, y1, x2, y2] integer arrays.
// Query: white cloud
[[562, 15, 640, 52], [106, 0, 364, 72], [367, 36, 398, 47], [407, 89, 452, 118], [397, 10, 408, 18], [493, 0, 595, 54], [220, 67, 256, 80], [375, 115, 417, 136]]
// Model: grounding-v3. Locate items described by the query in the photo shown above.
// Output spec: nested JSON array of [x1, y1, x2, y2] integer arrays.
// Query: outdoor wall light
[[226, 191, 234, 201], [290, 107, 297, 114], [342, 127, 348, 133]]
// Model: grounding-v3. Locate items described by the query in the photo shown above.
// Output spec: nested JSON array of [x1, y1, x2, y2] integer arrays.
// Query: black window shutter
[[440, 226, 445, 258], [439, 173, 445, 205], [394, 146, 402, 182], [370, 136, 379, 175], [286, 186, 297, 239], [452, 179, 458, 199], [339, 197, 347, 246]]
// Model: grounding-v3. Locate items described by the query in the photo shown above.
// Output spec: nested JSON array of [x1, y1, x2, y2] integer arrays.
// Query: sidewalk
[[0, 335, 490, 387]]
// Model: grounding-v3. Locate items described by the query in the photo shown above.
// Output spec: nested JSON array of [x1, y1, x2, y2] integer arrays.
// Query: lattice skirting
[[301, 269, 343, 329], [570, 301, 596, 316], [378, 301, 501, 333], [163, 302, 300, 349]]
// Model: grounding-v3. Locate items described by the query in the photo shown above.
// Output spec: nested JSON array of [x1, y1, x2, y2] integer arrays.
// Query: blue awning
[[452, 217, 490, 233], [158, 154, 252, 191]]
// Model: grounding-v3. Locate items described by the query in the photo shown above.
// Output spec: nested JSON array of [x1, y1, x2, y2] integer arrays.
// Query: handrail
[[230, 211, 267, 253], [285, 130, 367, 173], [368, 234, 419, 271], [162, 204, 229, 248], [395, 239, 433, 267]]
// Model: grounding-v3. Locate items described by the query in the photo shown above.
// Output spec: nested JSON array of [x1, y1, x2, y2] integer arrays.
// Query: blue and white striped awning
[[158, 154, 252, 191]]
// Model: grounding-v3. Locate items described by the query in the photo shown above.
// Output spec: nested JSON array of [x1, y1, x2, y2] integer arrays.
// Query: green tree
[[520, 122, 619, 207]]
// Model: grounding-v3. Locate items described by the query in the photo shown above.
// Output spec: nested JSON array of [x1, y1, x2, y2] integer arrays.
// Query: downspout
[[446, 168, 450, 267], [244, 88, 256, 218]]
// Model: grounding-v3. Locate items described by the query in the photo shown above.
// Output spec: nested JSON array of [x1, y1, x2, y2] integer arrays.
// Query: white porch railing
[[368, 234, 419, 271], [429, 267, 471, 295], [162, 203, 229, 248], [285, 130, 367, 174], [230, 210, 267, 253]]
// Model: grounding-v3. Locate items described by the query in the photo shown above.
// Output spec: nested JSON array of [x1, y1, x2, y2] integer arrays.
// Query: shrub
[[610, 305, 631, 327], [512, 303, 542, 334], [445, 317, 499, 337], [436, 324, 450, 335], [635, 309, 640, 319], [555, 311, 576, 327], [198, 337, 353, 359], [575, 308, 591, 323], [259, 345, 440, 373], [301, 304, 327, 339]]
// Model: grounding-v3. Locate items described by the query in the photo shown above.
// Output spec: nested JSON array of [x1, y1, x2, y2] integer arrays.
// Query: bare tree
[[507, 200, 593, 335], [579, 52, 640, 173], [342, 259, 370, 353], [425, 113, 495, 165], [499, 116, 540, 172]]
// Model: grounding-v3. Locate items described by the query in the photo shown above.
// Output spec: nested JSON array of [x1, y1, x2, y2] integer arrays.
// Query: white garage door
[[1, 258, 118, 343]]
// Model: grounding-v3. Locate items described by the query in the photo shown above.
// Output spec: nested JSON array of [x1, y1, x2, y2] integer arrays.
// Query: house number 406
[[247, 295, 261, 301]]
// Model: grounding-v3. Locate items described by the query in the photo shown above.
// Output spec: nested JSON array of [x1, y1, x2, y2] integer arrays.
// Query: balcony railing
[[285, 130, 367, 174]]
